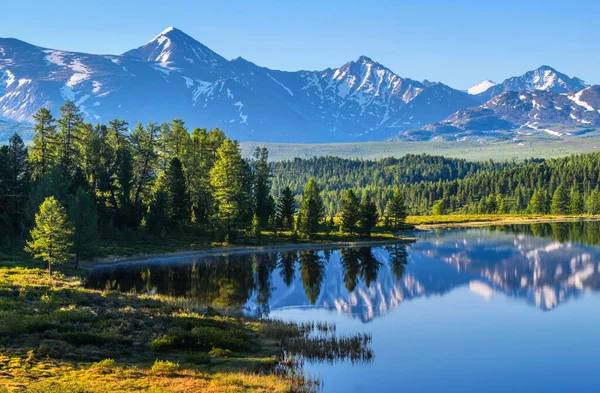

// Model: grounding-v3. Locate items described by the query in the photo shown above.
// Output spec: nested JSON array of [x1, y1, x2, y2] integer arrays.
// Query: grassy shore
[[0, 229, 388, 393], [406, 213, 600, 229]]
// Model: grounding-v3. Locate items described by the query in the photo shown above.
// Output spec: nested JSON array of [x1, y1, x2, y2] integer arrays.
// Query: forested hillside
[[271, 154, 600, 216]]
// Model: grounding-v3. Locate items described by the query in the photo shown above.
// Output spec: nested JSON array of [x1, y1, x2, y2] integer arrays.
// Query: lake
[[86, 222, 600, 393]]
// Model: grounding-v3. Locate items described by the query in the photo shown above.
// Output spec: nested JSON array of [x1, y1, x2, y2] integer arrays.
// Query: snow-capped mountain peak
[[123, 27, 228, 73], [468, 80, 497, 95]]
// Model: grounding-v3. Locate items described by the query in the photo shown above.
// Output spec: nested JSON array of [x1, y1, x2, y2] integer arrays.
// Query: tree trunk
[[48, 263, 52, 278]]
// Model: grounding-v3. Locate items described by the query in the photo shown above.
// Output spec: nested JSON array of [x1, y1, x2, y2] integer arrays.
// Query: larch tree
[[551, 185, 569, 214], [31, 108, 57, 178], [25, 197, 73, 277], [165, 157, 189, 223], [359, 194, 379, 237], [210, 138, 248, 240]]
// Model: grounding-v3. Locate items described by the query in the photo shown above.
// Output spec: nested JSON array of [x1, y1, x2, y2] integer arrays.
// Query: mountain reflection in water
[[86, 222, 600, 321]]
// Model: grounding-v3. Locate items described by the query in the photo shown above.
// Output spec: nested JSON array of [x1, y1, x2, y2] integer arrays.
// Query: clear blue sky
[[2, 0, 598, 89]]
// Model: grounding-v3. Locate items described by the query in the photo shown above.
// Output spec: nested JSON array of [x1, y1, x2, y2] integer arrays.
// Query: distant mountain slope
[[399, 85, 600, 141], [0, 27, 478, 143], [471, 65, 589, 102]]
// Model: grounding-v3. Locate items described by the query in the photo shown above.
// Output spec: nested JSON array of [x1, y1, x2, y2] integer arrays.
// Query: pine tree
[[359, 195, 379, 237], [131, 122, 159, 205], [68, 188, 98, 268], [340, 190, 360, 234], [586, 189, 600, 215], [385, 188, 407, 230], [297, 178, 323, 237], [551, 185, 569, 214], [165, 157, 189, 223], [25, 197, 73, 277], [529, 189, 549, 214], [569, 187, 583, 214], [277, 186, 296, 230], [31, 108, 57, 178]]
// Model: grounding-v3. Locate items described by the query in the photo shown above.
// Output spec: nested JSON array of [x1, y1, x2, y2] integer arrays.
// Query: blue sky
[[2, 0, 598, 89]]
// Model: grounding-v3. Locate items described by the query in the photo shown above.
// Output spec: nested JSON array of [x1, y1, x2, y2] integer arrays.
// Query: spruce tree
[[340, 190, 360, 234], [277, 186, 296, 230], [297, 178, 323, 237], [25, 197, 73, 277], [359, 195, 379, 237], [551, 185, 569, 214], [586, 189, 600, 215]]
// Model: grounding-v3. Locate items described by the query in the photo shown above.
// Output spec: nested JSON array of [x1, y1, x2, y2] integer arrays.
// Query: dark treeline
[[271, 154, 600, 216]]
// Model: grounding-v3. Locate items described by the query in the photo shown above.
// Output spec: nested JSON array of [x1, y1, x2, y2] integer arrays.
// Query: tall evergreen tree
[[210, 139, 249, 240], [165, 157, 189, 223], [551, 185, 569, 214], [297, 178, 323, 237], [277, 186, 296, 230], [253, 147, 274, 228], [569, 187, 584, 214], [131, 122, 159, 206], [340, 190, 360, 234], [31, 108, 57, 178], [529, 189, 549, 214], [359, 195, 379, 237], [385, 188, 407, 230], [25, 197, 73, 277], [586, 189, 600, 215], [56, 100, 83, 173]]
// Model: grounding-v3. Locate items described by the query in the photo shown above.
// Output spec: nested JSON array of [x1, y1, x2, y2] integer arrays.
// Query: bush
[[91, 358, 116, 372], [209, 347, 232, 358], [151, 360, 180, 374], [150, 327, 250, 352]]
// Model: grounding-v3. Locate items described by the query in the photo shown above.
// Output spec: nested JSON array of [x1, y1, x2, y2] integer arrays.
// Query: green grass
[[0, 262, 313, 392], [405, 213, 600, 227], [241, 135, 600, 162]]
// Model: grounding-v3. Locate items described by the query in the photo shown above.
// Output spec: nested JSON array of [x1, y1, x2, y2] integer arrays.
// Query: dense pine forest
[[271, 153, 600, 216]]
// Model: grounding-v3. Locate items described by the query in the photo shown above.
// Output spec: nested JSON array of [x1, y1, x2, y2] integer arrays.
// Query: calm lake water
[[87, 222, 600, 393]]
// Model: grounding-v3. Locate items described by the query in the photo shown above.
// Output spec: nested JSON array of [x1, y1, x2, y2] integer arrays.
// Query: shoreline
[[414, 216, 600, 230], [83, 237, 415, 268]]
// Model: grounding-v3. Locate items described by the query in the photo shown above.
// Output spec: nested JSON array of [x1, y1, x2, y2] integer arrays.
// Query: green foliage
[[165, 157, 189, 223], [385, 188, 407, 230], [25, 197, 74, 276], [340, 190, 360, 234], [358, 195, 379, 237], [276, 186, 295, 230], [297, 179, 323, 237], [529, 189, 550, 214], [209, 347, 233, 358], [151, 360, 180, 374], [31, 108, 57, 178], [432, 200, 446, 215], [551, 185, 569, 214]]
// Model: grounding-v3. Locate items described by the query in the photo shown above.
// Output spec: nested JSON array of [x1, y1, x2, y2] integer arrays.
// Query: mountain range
[[0, 27, 597, 143]]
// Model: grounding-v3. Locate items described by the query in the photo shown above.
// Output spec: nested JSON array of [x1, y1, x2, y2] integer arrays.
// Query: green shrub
[[150, 327, 250, 352], [91, 358, 116, 372], [151, 359, 180, 374], [209, 347, 232, 358]]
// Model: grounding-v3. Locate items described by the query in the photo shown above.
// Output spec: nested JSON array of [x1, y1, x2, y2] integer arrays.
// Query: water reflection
[[86, 221, 600, 321]]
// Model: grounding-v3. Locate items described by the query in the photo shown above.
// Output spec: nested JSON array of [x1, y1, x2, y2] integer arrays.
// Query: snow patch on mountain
[[468, 80, 496, 95]]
